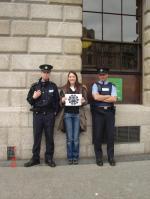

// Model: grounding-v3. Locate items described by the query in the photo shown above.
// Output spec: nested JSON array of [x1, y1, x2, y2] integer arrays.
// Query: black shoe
[[68, 160, 73, 165], [24, 159, 40, 167], [96, 159, 103, 166], [73, 159, 78, 165], [45, 159, 56, 167], [108, 158, 116, 166]]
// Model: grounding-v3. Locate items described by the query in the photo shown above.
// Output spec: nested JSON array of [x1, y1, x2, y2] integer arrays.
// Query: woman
[[59, 71, 88, 165]]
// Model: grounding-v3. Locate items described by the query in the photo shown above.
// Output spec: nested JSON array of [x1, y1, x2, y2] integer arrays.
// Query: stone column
[[143, 0, 150, 105]]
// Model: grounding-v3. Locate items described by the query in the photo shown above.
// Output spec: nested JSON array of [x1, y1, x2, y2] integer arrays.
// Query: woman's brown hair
[[65, 71, 81, 92]]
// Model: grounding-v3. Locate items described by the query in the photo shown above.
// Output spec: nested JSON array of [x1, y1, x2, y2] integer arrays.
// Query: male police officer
[[92, 67, 117, 166], [24, 64, 59, 167]]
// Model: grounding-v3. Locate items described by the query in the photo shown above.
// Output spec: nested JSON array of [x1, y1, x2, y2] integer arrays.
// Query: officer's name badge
[[49, 89, 54, 93], [65, 94, 82, 106], [102, 88, 109, 91]]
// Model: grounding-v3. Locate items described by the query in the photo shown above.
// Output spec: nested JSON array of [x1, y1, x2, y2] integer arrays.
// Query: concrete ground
[[0, 155, 150, 199]]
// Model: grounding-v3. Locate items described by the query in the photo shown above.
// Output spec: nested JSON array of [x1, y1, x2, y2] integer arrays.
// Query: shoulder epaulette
[[31, 82, 38, 87], [109, 82, 116, 87]]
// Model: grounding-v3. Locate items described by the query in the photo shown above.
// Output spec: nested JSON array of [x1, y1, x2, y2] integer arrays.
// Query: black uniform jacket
[[27, 78, 60, 114]]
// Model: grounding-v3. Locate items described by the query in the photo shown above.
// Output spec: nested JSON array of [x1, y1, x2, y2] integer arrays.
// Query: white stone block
[[80, 132, 91, 145], [64, 39, 82, 54], [87, 145, 94, 157], [11, 89, 28, 107], [0, 3, 28, 18], [28, 112, 33, 127], [128, 143, 144, 154], [0, 145, 7, 160], [144, 0, 150, 13], [64, 6, 82, 21], [0, 89, 9, 106], [30, 4, 62, 20], [8, 128, 22, 149], [11, 54, 46, 70], [21, 149, 32, 159], [50, 72, 65, 87], [25, 0, 47, 2], [11, 20, 46, 36], [55, 145, 66, 158], [144, 59, 150, 74], [0, 54, 9, 70], [48, 22, 82, 37], [0, 128, 8, 145], [144, 43, 150, 59], [0, 107, 29, 127], [54, 133, 66, 146], [143, 91, 150, 105], [0, 112, 20, 127], [46, 55, 81, 71], [26, 72, 41, 88], [80, 145, 87, 157], [115, 143, 130, 155], [0, 20, 10, 35], [143, 75, 150, 90], [143, 29, 150, 44], [21, 128, 33, 150], [0, 72, 26, 88], [49, 0, 82, 4], [141, 125, 150, 142], [20, 112, 29, 127], [144, 141, 150, 153], [0, 37, 27, 52], [144, 12, 150, 29], [29, 38, 62, 53], [115, 105, 150, 126]]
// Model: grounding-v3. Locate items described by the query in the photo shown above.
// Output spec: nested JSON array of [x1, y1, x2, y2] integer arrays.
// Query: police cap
[[97, 67, 109, 74], [39, 64, 53, 72]]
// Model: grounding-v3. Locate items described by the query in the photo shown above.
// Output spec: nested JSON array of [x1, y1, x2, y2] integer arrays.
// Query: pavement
[[0, 155, 150, 199]]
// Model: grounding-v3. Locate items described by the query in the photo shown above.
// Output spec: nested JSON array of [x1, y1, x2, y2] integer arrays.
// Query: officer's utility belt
[[96, 106, 114, 110], [30, 108, 54, 114], [34, 110, 54, 115]]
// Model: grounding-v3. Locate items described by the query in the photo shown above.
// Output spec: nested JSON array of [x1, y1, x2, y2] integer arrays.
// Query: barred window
[[82, 0, 142, 104]]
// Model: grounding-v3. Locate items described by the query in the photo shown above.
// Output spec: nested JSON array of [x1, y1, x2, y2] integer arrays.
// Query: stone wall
[[143, 0, 150, 105], [0, 0, 82, 160], [0, 0, 150, 160]]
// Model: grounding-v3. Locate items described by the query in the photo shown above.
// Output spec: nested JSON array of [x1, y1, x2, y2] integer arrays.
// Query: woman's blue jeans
[[64, 113, 80, 160]]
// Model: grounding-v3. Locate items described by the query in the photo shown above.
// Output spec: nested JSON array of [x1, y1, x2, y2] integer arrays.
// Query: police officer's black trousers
[[32, 112, 55, 161], [93, 109, 115, 160]]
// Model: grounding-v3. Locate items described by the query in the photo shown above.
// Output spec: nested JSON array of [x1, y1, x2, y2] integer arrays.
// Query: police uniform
[[92, 68, 117, 166], [24, 64, 59, 167]]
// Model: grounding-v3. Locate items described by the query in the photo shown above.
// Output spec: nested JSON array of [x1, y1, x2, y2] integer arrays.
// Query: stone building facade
[[0, 0, 150, 160]]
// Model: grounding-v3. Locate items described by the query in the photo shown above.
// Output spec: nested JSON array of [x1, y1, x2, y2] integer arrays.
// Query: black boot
[[45, 159, 56, 167], [24, 159, 40, 167]]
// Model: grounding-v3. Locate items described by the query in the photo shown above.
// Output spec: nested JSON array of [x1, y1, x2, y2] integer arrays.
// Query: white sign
[[65, 94, 82, 106]]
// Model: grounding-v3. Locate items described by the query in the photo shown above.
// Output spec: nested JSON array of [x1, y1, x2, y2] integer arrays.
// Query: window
[[82, 0, 142, 104], [102, 126, 140, 143]]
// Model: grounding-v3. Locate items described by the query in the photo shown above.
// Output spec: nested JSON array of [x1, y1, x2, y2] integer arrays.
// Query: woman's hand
[[81, 97, 86, 104], [61, 96, 67, 103]]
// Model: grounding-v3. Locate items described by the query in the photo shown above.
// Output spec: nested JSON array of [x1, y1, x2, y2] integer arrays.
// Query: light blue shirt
[[92, 81, 117, 96]]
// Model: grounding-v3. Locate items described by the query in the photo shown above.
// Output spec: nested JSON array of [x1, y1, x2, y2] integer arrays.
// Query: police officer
[[24, 64, 59, 167], [91, 67, 117, 166]]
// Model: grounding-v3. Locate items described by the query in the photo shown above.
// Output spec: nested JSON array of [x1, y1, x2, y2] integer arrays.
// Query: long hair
[[65, 71, 81, 92]]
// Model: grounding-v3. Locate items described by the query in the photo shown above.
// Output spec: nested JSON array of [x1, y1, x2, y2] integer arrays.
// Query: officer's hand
[[33, 90, 41, 99]]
